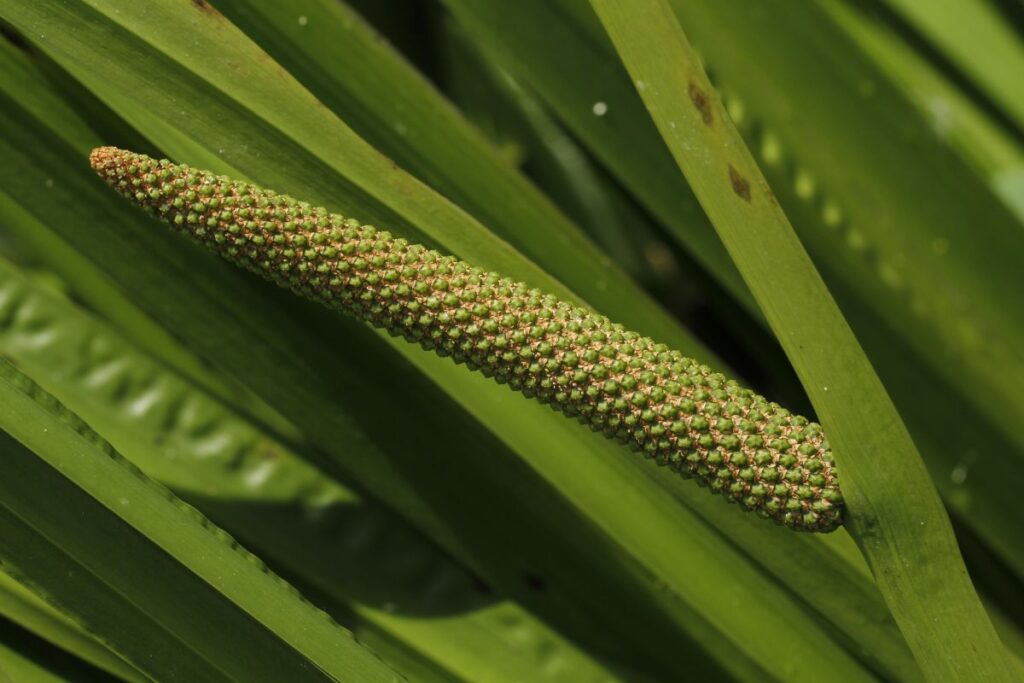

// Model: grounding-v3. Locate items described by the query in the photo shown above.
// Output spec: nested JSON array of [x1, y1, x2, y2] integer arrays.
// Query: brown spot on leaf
[[688, 81, 713, 126], [191, 0, 222, 17], [729, 165, 752, 202]]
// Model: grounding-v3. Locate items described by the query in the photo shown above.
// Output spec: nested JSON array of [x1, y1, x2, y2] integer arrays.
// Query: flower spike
[[90, 147, 843, 532]]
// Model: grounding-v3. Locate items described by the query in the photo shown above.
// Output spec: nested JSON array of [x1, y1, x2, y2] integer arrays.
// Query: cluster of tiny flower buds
[[90, 147, 843, 532]]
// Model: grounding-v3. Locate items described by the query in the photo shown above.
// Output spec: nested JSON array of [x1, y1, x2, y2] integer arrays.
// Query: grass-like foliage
[[0, 1, 1022, 681]]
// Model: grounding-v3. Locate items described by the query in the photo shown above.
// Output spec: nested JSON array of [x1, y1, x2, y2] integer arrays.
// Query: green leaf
[[1, 0, 1021, 679], [661, 0, 1024, 452], [0, 255, 623, 683], [0, 3, 916, 680], [443, 0, 1024, 580], [877, 0, 1024, 133], [437, 19, 655, 284], [0, 35, 298, 442], [0, 110, 771, 679], [665, 0, 1024, 580], [0, 36, 737, 678], [588, 1, 1017, 680], [208, 0, 718, 364], [0, 359, 404, 683], [806, 0, 1024, 574], [818, 0, 1024, 222], [0, 573, 144, 682], [442, 0, 753, 315], [0, 615, 119, 683]]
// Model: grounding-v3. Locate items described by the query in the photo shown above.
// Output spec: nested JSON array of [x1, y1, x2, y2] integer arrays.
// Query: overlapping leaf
[[0, 360, 403, 682], [442, 0, 1024, 581], [2, 0, 1021, 680], [0, 1, 917, 679], [589, 1, 1016, 679], [0, 573, 142, 682], [0, 255, 622, 683]]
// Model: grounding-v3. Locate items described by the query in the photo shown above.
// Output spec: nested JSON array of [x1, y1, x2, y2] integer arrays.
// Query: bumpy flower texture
[[90, 147, 844, 532]]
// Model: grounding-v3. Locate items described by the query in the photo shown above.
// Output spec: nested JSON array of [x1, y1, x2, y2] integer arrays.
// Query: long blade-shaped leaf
[[0, 35, 295, 439], [443, 0, 1024, 580], [0, 615, 119, 683], [0, 360, 403, 683], [660, 0, 1024, 453], [0, 573, 144, 683], [878, 0, 1024, 133], [589, 1, 1016, 680], [817, 0, 1024, 222], [441, 0, 753, 315], [0, 255, 624, 683], [0, 35, 770, 683], [0, 4, 914, 679], [661, 0, 1024, 578], [208, 0, 719, 366]]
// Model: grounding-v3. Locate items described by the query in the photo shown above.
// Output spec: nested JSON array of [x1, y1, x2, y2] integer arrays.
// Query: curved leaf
[[818, 0, 1024, 222], [878, 0, 1024, 132], [0, 255, 623, 683], [0, 616, 119, 683], [443, 0, 1024, 581], [0, 6, 902, 681], [0, 573, 144, 683], [0, 360, 403, 683], [588, 1, 1016, 679], [209, 0, 718, 364]]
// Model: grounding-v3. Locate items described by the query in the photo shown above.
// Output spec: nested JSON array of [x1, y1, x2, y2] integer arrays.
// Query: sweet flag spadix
[[90, 147, 843, 532]]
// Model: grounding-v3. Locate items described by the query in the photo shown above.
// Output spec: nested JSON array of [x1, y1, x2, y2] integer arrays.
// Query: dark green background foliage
[[0, 1, 1021, 681]]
